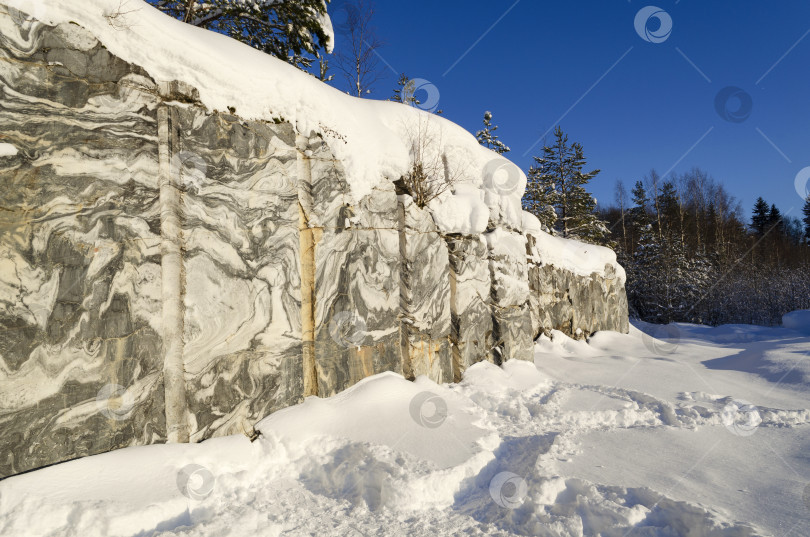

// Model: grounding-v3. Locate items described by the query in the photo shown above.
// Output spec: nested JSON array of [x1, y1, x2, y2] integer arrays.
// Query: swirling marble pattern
[[170, 106, 304, 440], [0, 12, 165, 476], [526, 233, 630, 339], [303, 135, 402, 397], [0, 9, 629, 478], [445, 235, 494, 381], [398, 196, 452, 383], [486, 230, 534, 363]]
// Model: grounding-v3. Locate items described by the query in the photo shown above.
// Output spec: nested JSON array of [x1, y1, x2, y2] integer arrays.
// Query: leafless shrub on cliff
[[104, 0, 139, 30], [401, 115, 462, 208]]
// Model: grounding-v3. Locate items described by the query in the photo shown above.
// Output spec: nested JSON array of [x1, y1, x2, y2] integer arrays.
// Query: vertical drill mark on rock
[[0, 11, 629, 478], [396, 195, 453, 383], [448, 238, 463, 383], [445, 234, 496, 379], [486, 229, 534, 363], [158, 101, 189, 443], [397, 197, 415, 380], [296, 134, 319, 398]]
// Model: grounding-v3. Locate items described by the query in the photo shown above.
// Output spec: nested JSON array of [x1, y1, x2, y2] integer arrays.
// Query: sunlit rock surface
[[0, 13, 167, 476], [0, 9, 628, 477], [398, 196, 452, 383], [526, 233, 630, 339]]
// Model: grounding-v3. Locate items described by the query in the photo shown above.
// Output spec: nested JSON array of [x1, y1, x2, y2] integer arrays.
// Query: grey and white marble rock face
[[303, 135, 402, 397], [445, 235, 494, 380], [398, 196, 452, 384], [0, 8, 630, 478], [0, 12, 166, 476], [486, 230, 534, 363], [526, 233, 630, 339], [169, 107, 304, 440]]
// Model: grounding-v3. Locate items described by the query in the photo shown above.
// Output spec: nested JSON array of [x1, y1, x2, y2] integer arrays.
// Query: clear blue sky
[[326, 1, 810, 219]]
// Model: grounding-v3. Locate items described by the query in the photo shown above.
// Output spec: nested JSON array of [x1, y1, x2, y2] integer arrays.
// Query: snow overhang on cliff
[[2, 0, 623, 282]]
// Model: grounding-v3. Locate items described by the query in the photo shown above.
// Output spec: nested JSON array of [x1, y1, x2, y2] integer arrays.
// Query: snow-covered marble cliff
[[0, 2, 627, 477]]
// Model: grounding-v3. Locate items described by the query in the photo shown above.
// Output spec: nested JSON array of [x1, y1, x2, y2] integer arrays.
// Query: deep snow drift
[[2, 320, 808, 537]]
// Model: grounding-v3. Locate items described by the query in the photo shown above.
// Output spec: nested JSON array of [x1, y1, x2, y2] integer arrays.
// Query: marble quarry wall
[[0, 10, 628, 477]]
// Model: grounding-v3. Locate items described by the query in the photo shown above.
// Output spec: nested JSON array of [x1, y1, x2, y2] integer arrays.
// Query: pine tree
[[475, 111, 510, 154], [523, 127, 607, 243], [146, 0, 332, 70], [803, 195, 810, 245], [751, 197, 770, 235]]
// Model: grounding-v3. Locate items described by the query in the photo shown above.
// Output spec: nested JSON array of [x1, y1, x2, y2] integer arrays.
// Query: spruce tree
[[751, 197, 770, 235], [658, 181, 681, 240], [803, 195, 810, 245], [768, 204, 784, 235], [523, 165, 559, 231], [476, 111, 510, 154], [628, 185, 661, 321], [630, 180, 651, 232], [523, 127, 607, 243], [145, 0, 332, 70]]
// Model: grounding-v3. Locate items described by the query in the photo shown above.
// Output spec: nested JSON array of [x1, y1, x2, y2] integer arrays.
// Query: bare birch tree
[[333, 0, 385, 97]]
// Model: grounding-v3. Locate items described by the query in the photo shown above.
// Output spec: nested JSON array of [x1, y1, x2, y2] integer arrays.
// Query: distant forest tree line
[[599, 171, 810, 326], [145, 0, 810, 327], [509, 120, 810, 327]]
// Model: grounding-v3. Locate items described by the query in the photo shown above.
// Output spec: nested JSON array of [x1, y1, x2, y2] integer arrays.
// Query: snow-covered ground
[[2, 321, 809, 537]]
